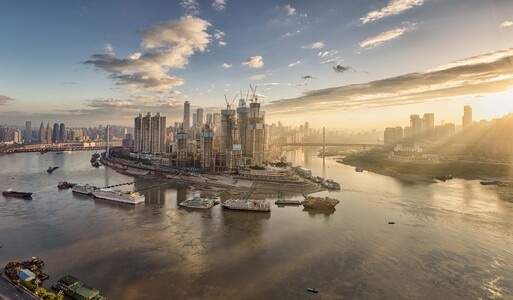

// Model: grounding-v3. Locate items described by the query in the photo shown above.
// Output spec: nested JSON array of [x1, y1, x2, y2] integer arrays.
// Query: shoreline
[[338, 150, 513, 184]]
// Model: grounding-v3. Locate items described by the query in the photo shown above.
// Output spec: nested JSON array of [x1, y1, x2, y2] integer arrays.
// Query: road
[[0, 277, 38, 300]]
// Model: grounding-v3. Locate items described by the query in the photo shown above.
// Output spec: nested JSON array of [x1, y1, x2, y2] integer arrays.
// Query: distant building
[[45, 123, 52, 144], [39, 122, 46, 143], [424, 113, 435, 140], [462, 105, 472, 138], [59, 123, 66, 142], [24, 121, 32, 143], [183, 101, 190, 130]]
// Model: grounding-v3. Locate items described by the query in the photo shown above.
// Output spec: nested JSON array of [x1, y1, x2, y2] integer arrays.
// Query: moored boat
[[274, 191, 304, 205], [92, 188, 145, 205], [179, 195, 216, 209], [52, 275, 106, 300], [58, 181, 76, 189], [2, 188, 32, 198], [303, 196, 339, 209], [222, 199, 271, 212], [355, 167, 364, 172], [72, 184, 97, 195]]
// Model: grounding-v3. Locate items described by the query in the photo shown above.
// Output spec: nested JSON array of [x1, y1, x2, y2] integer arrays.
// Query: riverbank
[[340, 149, 513, 183]]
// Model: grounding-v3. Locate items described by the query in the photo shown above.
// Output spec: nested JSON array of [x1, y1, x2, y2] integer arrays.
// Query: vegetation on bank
[[342, 149, 513, 181], [19, 280, 63, 300]]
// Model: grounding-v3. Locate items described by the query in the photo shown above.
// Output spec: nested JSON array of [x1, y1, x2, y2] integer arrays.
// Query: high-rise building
[[423, 113, 435, 140], [151, 112, 166, 154], [142, 112, 152, 153], [247, 100, 265, 165], [59, 123, 66, 142], [201, 125, 214, 171], [237, 98, 250, 157], [134, 114, 143, 152], [134, 112, 167, 154], [183, 101, 190, 130], [52, 123, 60, 143], [46, 123, 52, 144], [39, 122, 46, 143], [196, 108, 203, 125], [462, 105, 472, 138], [24, 121, 32, 143]]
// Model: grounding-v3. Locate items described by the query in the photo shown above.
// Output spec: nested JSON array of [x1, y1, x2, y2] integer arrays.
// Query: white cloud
[[221, 63, 232, 69], [0, 95, 14, 105], [359, 23, 415, 49], [248, 73, 266, 80], [361, 0, 423, 24], [288, 61, 301, 68], [301, 41, 325, 50], [181, 0, 200, 15], [213, 29, 227, 46], [84, 16, 211, 93], [281, 30, 301, 38], [318, 50, 338, 57], [499, 21, 513, 28], [243, 56, 264, 68], [283, 4, 296, 16], [212, 0, 227, 11], [320, 59, 337, 64]]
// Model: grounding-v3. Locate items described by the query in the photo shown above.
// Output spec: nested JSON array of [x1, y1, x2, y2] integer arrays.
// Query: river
[[0, 149, 512, 299]]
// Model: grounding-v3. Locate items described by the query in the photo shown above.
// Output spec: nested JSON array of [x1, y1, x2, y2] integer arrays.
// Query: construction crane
[[249, 84, 258, 103], [224, 91, 239, 109]]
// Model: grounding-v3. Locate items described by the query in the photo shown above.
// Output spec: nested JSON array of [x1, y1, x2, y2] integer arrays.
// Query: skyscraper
[[24, 121, 32, 143], [134, 114, 143, 153], [46, 123, 52, 144], [151, 112, 166, 154], [183, 101, 190, 130], [52, 123, 60, 143], [196, 108, 203, 125], [142, 112, 152, 153], [462, 105, 472, 138], [59, 123, 66, 142], [423, 113, 435, 140], [39, 122, 46, 143]]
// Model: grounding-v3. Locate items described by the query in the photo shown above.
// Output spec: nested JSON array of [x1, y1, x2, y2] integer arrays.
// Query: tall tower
[[423, 113, 435, 140], [151, 112, 166, 154], [196, 108, 203, 125], [201, 125, 214, 171], [45, 123, 52, 144], [59, 123, 66, 142], [39, 122, 46, 143], [183, 101, 190, 130], [237, 97, 250, 157], [247, 99, 265, 165], [52, 123, 60, 143], [142, 112, 152, 153], [134, 114, 143, 152], [24, 121, 32, 143], [462, 105, 472, 139]]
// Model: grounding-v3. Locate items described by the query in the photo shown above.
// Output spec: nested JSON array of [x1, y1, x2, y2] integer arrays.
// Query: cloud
[[61, 81, 79, 85], [265, 48, 513, 115], [248, 73, 266, 80], [221, 63, 232, 69], [288, 61, 301, 68], [301, 42, 325, 50], [318, 50, 338, 58], [281, 30, 301, 38], [500, 21, 513, 28], [283, 4, 296, 16], [359, 23, 415, 49], [243, 56, 264, 68], [181, 0, 200, 15], [213, 29, 227, 46], [0, 95, 15, 105], [84, 16, 211, 93], [301, 75, 314, 80], [212, 0, 227, 11], [320, 59, 337, 65], [361, 0, 423, 24], [333, 65, 354, 73]]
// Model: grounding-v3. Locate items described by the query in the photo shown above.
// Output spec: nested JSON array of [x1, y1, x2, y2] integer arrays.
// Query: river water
[[0, 149, 512, 299]]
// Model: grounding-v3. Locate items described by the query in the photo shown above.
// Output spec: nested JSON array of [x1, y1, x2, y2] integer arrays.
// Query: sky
[[1, 0, 513, 129]]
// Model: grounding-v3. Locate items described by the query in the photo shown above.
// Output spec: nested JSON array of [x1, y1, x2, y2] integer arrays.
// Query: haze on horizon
[[1, 0, 513, 129]]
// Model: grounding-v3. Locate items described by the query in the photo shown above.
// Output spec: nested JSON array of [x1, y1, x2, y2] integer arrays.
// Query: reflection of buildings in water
[[133, 181, 174, 205], [302, 207, 336, 217]]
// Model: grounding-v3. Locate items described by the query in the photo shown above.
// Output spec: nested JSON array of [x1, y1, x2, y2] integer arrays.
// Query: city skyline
[[1, 1, 513, 128]]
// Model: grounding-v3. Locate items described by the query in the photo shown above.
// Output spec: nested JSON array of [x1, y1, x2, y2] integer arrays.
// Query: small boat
[[355, 167, 363, 172], [306, 288, 319, 293], [72, 184, 97, 195], [57, 182, 76, 189], [179, 195, 216, 209], [388, 221, 396, 225], [90, 153, 100, 163], [92, 161, 101, 168], [2, 188, 33, 198], [47, 166, 59, 173]]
